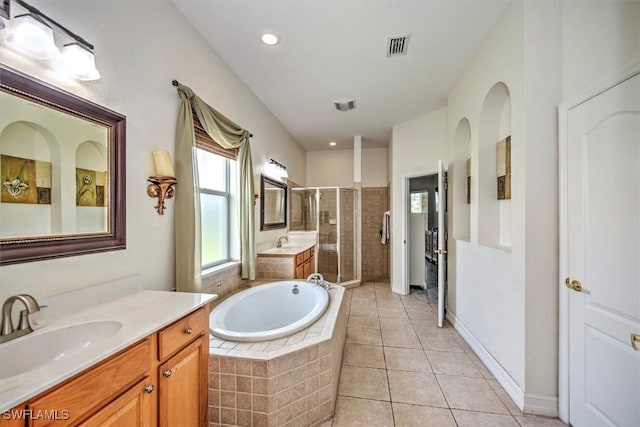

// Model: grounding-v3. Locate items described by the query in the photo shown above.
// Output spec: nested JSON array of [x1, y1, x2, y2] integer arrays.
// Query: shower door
[[317, 188, 338, 282], [339, 188, 357, 283]]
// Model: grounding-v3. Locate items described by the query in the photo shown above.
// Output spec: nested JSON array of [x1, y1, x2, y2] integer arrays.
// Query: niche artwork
[[466, 158, 471, 204], [496, 136, 511, 200], [76, 168, 107, 207], [1, 154, 51, 204]]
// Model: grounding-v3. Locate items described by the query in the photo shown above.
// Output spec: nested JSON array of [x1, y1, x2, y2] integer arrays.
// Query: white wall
[[389, 107, 448, 295], [561, 0, 640, 101], [445, 0, 639, 411], [446, 0, 527, 394], [0, 0, 305, 301], [362, 148, 388, 188], [306, 149, 354, 188]]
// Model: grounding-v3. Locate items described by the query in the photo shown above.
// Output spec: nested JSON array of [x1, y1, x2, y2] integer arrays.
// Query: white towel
[[381, 211, 390, 245]]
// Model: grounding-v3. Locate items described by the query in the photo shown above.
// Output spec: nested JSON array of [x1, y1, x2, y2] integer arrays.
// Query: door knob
[[184, 327, 192, 335], [144, 384, 154, 393], [565, 278, 583, 292], [163, 369, 172, 377], [631, 333, 640, 351]]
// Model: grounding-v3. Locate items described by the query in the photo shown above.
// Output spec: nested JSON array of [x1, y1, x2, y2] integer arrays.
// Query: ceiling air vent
[[334, 99, 356, 112], [386, 34, 410, 57]]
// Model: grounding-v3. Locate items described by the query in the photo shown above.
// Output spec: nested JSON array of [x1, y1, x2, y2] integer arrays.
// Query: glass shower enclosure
[[290, 187, 358, 285]]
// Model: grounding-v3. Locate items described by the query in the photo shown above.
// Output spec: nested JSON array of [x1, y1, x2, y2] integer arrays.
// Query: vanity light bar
[[13, 0, 94, 50]]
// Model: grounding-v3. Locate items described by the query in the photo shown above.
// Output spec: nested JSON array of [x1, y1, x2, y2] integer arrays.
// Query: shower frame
[[291, 186, 359, 286]]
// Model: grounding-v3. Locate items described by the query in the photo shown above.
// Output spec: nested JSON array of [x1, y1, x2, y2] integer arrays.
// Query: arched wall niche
[[478, 82, 511, 250], [453, 117, 471, 241], [0, 121, 61, 237]]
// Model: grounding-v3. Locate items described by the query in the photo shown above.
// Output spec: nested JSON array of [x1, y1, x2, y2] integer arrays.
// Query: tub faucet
[[307, 273, 329, 290], [0, 294, 44, 344], [276, 235, 289, 248]]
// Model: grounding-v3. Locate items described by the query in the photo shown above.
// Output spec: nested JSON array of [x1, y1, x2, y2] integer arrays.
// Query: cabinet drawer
[[304, 249, 312, 260], [28, 339, 151, 427], [158, 307, 206, 360], [295, 252, 305, 266]]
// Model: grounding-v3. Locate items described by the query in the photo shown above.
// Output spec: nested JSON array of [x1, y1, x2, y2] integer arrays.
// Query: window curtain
[[174, 83, 256, 292]]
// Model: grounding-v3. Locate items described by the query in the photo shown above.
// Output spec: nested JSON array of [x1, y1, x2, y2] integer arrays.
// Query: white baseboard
[[446, 311, 559, 417], [523, 393, 559, 417]]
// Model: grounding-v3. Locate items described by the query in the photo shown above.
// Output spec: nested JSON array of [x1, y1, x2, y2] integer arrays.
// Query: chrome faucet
[[307, 273, 330, 290], [0, 294, 44, 344], [276, 235, 289, 248]]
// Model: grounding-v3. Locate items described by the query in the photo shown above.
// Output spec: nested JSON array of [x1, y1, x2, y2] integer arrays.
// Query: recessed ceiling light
[[329, 141, 337, 146], [261, 33, 279, 46]]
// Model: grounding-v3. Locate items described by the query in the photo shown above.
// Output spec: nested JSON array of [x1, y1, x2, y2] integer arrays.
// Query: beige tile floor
[[321, 282, 567, 427]]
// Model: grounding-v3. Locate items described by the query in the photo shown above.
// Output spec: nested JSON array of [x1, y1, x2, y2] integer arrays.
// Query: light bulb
[[5, 14, 58, 60], [261, 33, 279, 46], [61, 42, 100, 80]]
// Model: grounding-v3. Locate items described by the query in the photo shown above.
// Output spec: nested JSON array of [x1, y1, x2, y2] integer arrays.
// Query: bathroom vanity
[[0, 278, 216, 427], [256, 243, 315, 279]]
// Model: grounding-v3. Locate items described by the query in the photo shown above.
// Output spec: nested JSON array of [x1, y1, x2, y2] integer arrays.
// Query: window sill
[[202, 260, 241, 278]]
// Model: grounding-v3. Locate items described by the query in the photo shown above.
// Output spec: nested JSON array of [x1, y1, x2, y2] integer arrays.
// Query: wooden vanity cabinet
[[8, 306, 209, 427], [294, 248, 315, 279], [157, 308, 208, 427]]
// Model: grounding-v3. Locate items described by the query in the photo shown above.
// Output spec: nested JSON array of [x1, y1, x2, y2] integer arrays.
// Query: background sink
[[0, 320, 122, 380]]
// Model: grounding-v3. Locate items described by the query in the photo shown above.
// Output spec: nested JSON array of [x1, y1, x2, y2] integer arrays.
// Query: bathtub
[[209, 280, 330, 342]]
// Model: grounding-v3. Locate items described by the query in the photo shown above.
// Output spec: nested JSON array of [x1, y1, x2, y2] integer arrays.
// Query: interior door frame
[[403, 170, 437, 296], [558, 61, 640, 424]]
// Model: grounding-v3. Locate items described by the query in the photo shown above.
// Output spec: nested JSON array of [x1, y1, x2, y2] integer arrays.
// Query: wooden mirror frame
[[0, 66, 126, 265], [260, 174, 287, 231]]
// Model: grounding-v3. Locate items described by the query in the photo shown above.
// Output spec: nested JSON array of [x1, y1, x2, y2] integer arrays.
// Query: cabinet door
[[303, 259, 312, 277], [295, 263, 305, 279], [158, 337, 207, 427], [79, 378, 154, 427]]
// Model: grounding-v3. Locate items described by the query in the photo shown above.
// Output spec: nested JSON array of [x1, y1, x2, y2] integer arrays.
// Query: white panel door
[[437, 160, 446, 328], [567, 72, 640, 426]]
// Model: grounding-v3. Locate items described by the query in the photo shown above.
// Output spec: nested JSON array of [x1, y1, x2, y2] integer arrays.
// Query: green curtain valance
[[174, 83, 256, 293]]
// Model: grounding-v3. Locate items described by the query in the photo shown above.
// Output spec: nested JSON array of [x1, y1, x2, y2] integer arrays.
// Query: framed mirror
[[0, 66, 126, 265], [260, 174, 287, 231]]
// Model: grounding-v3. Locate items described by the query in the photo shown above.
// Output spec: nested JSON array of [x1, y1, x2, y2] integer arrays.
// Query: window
[[197, 148, 237, 269], [410, 191, 428, 214]]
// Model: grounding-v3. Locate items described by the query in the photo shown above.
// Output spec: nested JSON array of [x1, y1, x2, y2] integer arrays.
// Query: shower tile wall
[[361, 187, 389, 281], [339, 190, 355, 281]]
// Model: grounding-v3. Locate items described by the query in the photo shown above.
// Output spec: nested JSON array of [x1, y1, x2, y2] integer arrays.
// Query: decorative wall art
[[76, 168, 107, 207], [496, 136, 511, 200], [1, 154, 51, 204], [466, 158, 471, 204]]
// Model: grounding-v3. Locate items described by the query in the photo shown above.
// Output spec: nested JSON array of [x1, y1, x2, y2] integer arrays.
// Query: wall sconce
[[148, 150, 176, 215], [0, 0, 100, 80], [266, 158, 288, 181]]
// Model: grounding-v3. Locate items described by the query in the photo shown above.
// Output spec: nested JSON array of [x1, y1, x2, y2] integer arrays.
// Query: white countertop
[[258, 242, 315, 256], [0, 279, 216, 411]]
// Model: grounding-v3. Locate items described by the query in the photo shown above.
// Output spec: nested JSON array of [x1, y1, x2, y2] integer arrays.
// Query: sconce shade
[[61, 42, 100, 81], [152, 150, 175, 178], [6, 14, 57, 60]]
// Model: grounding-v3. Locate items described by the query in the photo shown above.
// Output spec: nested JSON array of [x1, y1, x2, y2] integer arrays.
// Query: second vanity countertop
[[257, 241, 315, 256], [0, 278, 216, 412]]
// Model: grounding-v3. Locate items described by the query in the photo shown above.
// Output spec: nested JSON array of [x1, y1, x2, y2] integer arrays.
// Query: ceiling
[[172, 0, 510, 151]]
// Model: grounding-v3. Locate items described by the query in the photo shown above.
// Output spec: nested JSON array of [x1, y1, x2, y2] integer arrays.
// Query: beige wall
[[362, 148, 388, 188], [0, 0, 304, 301], [306, 149, 354, 188]]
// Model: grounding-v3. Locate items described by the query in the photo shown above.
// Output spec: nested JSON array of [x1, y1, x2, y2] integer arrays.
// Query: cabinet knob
[[144, 384, 155, 393], [184, 327, 193, 335], [163, 369, 172, 377]]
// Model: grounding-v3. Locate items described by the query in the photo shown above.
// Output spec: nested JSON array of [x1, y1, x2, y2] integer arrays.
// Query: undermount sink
[[0, 320, 122, 380]]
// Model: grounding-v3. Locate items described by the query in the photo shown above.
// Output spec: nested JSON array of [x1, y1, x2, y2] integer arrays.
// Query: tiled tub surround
[[208, 286, 348, 426]]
